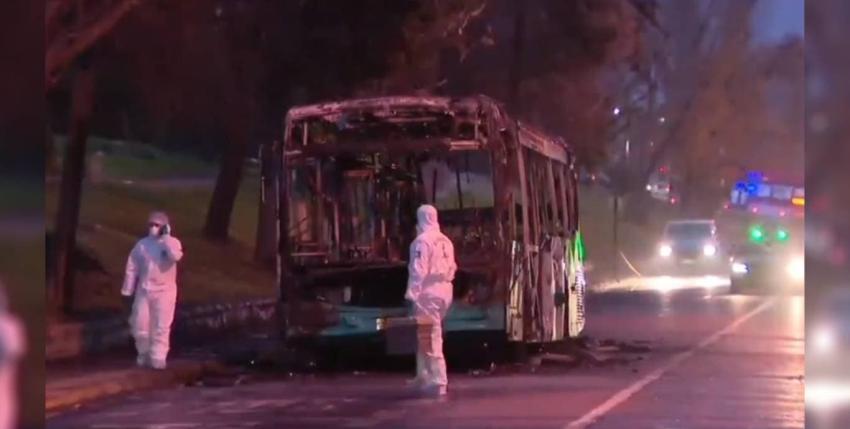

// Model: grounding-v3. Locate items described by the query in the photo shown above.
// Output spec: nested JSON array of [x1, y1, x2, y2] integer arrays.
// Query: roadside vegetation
[[46, 140, 274, 314], [579, 185, 678, 281]]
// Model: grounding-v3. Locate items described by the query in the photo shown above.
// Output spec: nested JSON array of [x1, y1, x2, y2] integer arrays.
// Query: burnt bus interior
[[277, 96, 579, 341]]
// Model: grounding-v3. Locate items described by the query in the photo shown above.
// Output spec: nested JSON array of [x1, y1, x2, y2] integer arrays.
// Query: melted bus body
[[271, 95, 587, 351]]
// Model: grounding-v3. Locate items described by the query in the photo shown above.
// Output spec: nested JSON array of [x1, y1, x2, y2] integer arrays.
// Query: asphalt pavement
[[48, 276, 805, 429]]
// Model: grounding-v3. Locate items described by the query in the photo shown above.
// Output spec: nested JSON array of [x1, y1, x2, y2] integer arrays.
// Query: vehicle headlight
[[806, 381, 850, 411], [813, 327, 835, 354], [659, 244, 673, 258], [787, 257, 804, 281], [703, 244, 717, 257], [731, 262, 749, 274]]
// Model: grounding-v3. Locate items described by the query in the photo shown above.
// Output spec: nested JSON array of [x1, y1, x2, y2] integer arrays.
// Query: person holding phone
[[121, 211, 183, 369]]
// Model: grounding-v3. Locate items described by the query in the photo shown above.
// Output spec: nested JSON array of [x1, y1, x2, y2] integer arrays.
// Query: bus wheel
[[479, 336, 509, 366], [509, 341, 531, 364]]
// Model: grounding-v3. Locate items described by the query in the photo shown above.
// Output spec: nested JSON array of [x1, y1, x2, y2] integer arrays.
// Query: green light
[[776, 229, 789, 242], [749, 226, 765, 243], [574, 231, 586, 262]]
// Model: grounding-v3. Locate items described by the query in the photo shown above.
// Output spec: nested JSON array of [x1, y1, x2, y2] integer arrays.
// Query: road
[[48, 276, 804, 429]]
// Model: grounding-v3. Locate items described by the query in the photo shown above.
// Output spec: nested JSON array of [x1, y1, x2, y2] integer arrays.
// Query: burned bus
[[271, 95, 587, 353]]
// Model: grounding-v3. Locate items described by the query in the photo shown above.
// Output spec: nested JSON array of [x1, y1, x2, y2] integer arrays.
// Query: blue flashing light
[[746, 183, 758, 195], [746, 171, 764, 183]]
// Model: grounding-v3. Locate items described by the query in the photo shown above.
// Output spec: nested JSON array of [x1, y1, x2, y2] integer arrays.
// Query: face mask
[[149, 226, 160, 237]]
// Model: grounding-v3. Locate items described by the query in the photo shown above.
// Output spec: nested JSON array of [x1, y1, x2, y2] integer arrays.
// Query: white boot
[[407, 353, 428, 388], [406, 375, 428, 388], [135, 354, 149, 368], [420, 383, 448, 399], [150, 358, 167, 370]]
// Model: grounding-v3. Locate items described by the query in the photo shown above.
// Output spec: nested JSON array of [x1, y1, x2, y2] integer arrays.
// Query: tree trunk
[[46, 123, 58, 177], [121, 109, 133, 142], [254, 142, 277, 265], [204, 119, 250, 241], [53, 67, 95, 314], [46, 0, 144, 90]]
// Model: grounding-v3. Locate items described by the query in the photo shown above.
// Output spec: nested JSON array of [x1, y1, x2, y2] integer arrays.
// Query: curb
[[45, 360, 223, 415], [48, 298, 277, 361]]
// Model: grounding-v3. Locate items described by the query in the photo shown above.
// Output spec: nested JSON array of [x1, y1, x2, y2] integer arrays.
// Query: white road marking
[[618, 251, 643, 277], [92, 424, 200, 429], [563, 298, 776, 429]]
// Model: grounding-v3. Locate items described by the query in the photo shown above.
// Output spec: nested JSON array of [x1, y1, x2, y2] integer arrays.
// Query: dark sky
[[752, 0, 803, 45]]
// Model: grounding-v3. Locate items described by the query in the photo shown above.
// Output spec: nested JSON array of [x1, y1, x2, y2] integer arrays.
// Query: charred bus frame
[[268, 95, 587, 350]]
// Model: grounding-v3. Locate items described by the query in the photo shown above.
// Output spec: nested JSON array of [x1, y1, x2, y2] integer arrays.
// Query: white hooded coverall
[[406, 205, 457, 391], [0, 307, 24, 429], [122, 214, 183, 366]]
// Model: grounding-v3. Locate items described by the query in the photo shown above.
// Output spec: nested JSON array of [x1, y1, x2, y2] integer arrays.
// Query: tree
[[580, 0, 766, 214], [52, 64, 95, 314], [46, 0, 145, 90], [660, 1, 805, 214], [440, 0, 648, 170], [633, 0, 793, 214], [253, 0, 491, 262], [717, 38, 803, 177], [54, 0, 653, 266], [105, 0, 271, 241], [46, 0, 146, 313]]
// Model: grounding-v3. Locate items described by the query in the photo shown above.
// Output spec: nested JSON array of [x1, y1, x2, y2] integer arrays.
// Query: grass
[[0, 180, 43, 213], [99, 153, 214, 180], [578, 186, 676, 279], [1, 238, 45, 324], [46, 139, 273, 314], [54, 136, 219, 180]]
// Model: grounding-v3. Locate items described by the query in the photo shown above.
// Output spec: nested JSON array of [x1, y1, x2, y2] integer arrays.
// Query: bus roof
[[287, 95, 455, 122], [285, 95, 572, 161]]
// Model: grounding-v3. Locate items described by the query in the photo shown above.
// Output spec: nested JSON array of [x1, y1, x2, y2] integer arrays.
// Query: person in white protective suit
[[0, 285, 25, 429], [405, 204, 457, 397], [122, 211, 183, 369]]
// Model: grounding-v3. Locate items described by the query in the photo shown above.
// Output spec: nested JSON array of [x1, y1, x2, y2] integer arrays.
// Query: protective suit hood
[[416, 205, 440, 234], [148, 211, 170, 226]]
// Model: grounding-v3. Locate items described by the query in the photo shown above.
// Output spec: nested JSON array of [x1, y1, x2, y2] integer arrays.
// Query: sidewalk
[[46, 350, 223, 416]]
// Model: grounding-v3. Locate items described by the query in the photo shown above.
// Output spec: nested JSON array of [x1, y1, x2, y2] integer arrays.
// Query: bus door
[[508, 145, 570, 343]]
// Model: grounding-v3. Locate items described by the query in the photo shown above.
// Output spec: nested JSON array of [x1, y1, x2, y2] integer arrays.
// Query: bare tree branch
[[45, 0, 144, 91], [638, 0, 756, 187], [627, 0, 668, 38]]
